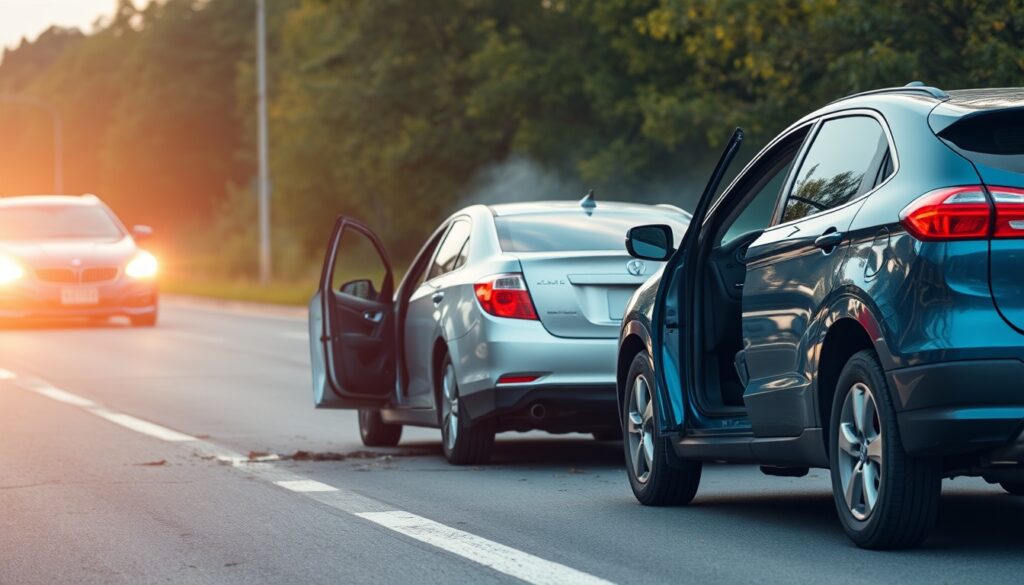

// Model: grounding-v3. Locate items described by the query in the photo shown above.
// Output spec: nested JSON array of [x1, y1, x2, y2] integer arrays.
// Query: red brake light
[[496, 374, 541, 384], [474, 274, 538, 320], [899, 186, 991, 241], [990, 187, 1024, 238]]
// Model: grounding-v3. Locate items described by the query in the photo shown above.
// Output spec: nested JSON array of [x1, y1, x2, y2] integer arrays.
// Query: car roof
[[487, 200, 690, 218], [0, 194, 101, 208]]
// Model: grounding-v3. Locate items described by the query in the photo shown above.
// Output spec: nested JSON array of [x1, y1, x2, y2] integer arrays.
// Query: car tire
[[829, 349, 941, 550], [623, 352, 701, 506], [439, 356, 495, 465], [592, 430, 622, 441], [358, 409, 402, 447], [999, 481, 1024, 495], [130, 311, 158, 327]]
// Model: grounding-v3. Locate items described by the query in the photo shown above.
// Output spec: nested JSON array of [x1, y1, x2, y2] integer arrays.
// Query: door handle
[[362, 310, 383, 324], [431, 291, 445, 305], [814, 230, 843, 251]]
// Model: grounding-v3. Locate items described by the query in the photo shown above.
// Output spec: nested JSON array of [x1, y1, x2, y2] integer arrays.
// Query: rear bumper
[[460, 383, 618, 433], [889, 359, 1024, 456], [0, 280, 158, 320]]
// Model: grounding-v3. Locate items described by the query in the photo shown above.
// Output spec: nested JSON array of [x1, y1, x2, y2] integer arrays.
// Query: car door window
[[427, 219, 471, 281], [782, 116, 891, 223], [331, 225, 389, 301], [720, 156, 797, 245]]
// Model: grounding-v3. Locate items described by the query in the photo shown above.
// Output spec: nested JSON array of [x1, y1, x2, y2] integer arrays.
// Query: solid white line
[[0, 368, 16, 380], [33, 386, 97, 408], [355, 511, 615, 585], [275, 479, 338, 493], [90, 409, 196, 442]]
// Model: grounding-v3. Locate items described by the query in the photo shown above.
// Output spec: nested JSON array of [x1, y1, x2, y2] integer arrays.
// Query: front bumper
[[0, 279, 158, 320], [889, 359, 1024, 456]]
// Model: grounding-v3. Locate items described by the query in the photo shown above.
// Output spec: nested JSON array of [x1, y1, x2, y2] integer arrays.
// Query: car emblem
[[626, 259, 646, 276], [70, 258, 82, 267]]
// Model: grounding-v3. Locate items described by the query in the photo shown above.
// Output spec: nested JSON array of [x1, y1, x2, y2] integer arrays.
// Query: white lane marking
[[33, 386, 97, 408], [10, 368, 616, 585], [356, 511, 614, 585], [90, 409, 196, 442], [275, 479, 338, 493], [0, 368, 16, 380]]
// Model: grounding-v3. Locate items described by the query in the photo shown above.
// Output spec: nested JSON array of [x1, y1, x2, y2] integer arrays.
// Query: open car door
[[651, 128, 744, 433], [309, 217, 396, 409]]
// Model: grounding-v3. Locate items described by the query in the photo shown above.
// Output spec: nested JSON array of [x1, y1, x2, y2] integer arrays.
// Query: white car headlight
[[0, 255, 24, 285], [125, 251, 158, 279]]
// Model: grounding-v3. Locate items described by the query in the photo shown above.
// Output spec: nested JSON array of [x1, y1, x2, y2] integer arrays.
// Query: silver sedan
[[308, 197, 690, 464]]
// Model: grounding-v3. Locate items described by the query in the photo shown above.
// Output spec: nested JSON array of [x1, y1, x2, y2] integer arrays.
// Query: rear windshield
[[939, 109, 1024, 173], [495, 212, 690, 253], [0, 204, 124, 240]]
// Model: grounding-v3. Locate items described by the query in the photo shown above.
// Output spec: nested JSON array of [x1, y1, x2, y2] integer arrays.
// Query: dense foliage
[[1, 0, 1022, 276]]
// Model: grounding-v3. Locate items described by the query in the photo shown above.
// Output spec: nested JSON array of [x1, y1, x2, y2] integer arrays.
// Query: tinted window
[[782, 116, 890, 223], [721, 155, 797, 245], [0, 204, 124, 240], [939, 110, 1024, 173], [496, 213, 690, 253], [428, 220, 471, 280]]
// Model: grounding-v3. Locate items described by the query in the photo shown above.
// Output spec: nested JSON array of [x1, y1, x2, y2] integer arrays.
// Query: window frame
[[425, 217, 472, 282], [771, 109, 900, 228]]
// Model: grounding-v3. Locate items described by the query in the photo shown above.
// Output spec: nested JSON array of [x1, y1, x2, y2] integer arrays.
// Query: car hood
[[0, 237, 137, 267]]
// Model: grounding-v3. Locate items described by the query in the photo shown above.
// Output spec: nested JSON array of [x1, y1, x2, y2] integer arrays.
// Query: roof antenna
[[579, 189, 596, 213]]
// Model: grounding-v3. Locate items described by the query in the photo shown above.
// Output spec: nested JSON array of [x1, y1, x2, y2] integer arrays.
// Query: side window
[[332, 225, 388, 301], [720, 155, 797, 245], [427, 220, 471, 280], [782, 116, 891, 223]]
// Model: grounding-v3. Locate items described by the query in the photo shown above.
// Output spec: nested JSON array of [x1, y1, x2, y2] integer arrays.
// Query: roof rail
[[830, 82, 949, 105]]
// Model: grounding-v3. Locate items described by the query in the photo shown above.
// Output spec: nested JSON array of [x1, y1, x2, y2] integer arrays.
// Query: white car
[[309, 196, 689, 464]]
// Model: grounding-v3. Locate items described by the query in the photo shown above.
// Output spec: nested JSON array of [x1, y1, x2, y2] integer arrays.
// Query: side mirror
[[339, 278, 377, 300], [132, 225, 154, 241], [626, 224, 674, 261]]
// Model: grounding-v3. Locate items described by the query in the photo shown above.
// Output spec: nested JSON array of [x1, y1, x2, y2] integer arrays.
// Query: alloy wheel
[[441, 364, 459, 450], [837, 382, 884, 521], [626, 373, 656, 483]]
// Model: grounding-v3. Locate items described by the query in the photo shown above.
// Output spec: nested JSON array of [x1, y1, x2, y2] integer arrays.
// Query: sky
[[0, 0, 123, 53]]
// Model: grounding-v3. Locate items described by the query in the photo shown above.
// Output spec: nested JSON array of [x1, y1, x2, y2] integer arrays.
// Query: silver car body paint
[[388, 201, 690, 419]]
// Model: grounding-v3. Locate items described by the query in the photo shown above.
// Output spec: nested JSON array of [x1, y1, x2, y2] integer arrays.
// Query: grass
[[161, 275, 318, 306]]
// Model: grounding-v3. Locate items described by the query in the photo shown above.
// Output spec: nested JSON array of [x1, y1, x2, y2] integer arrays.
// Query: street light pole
[[0, 95, 63, 194], [256, 0, 272, 284]]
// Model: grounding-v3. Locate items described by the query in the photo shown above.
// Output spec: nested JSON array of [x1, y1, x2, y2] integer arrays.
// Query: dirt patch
[[135, 459, 167, 466]]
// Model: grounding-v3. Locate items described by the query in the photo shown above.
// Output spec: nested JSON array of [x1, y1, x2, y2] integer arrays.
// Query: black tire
[[999, 481, 1024, 495], [592, 430, 622, 441], [829, 349, 941, 550], [623, 352, 701, 506], [130, 311, 158, 327], [438, 355, 495, 465], [358, 409, 402, 447]]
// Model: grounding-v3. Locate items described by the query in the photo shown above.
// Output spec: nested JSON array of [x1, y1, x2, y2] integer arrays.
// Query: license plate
[[607, 288, 634, 320], [61, 287, 99, 306]]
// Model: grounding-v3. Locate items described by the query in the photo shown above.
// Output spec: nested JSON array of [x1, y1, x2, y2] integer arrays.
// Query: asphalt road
[[2, 299, 1023, 584]]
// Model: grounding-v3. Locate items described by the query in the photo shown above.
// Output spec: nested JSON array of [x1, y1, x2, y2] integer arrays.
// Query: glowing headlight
[[0, 255, 24, 285], [125, 251, 158, 279]]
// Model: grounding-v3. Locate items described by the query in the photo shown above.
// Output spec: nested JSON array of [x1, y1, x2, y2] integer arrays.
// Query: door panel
[[309, 217, 395, 409], [741, 113, 892, 437]]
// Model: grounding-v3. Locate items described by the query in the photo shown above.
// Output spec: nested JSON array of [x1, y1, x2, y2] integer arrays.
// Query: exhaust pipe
[[529, 403, 546, 421]]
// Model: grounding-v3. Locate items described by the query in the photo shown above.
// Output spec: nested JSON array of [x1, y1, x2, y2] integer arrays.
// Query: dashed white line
[[357, 511, 615, 585], [8, 369, 617, 585], [275, 479, 338, 493], [33, 386, 97, 408], [90, 409, 197, 442]]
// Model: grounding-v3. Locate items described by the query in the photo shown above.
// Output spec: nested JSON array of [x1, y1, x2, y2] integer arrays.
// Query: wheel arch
[[814, 294, 892, 461], [430, 336, 449, 416], [618, 321, 652, 418]]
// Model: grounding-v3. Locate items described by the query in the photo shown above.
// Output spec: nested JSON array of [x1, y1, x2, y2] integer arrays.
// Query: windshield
[[495, 212, 690, 253], [0, 205, 125, 240]]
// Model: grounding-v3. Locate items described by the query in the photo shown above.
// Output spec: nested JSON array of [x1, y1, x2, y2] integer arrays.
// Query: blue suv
[[619, 84, 1024, 549]]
